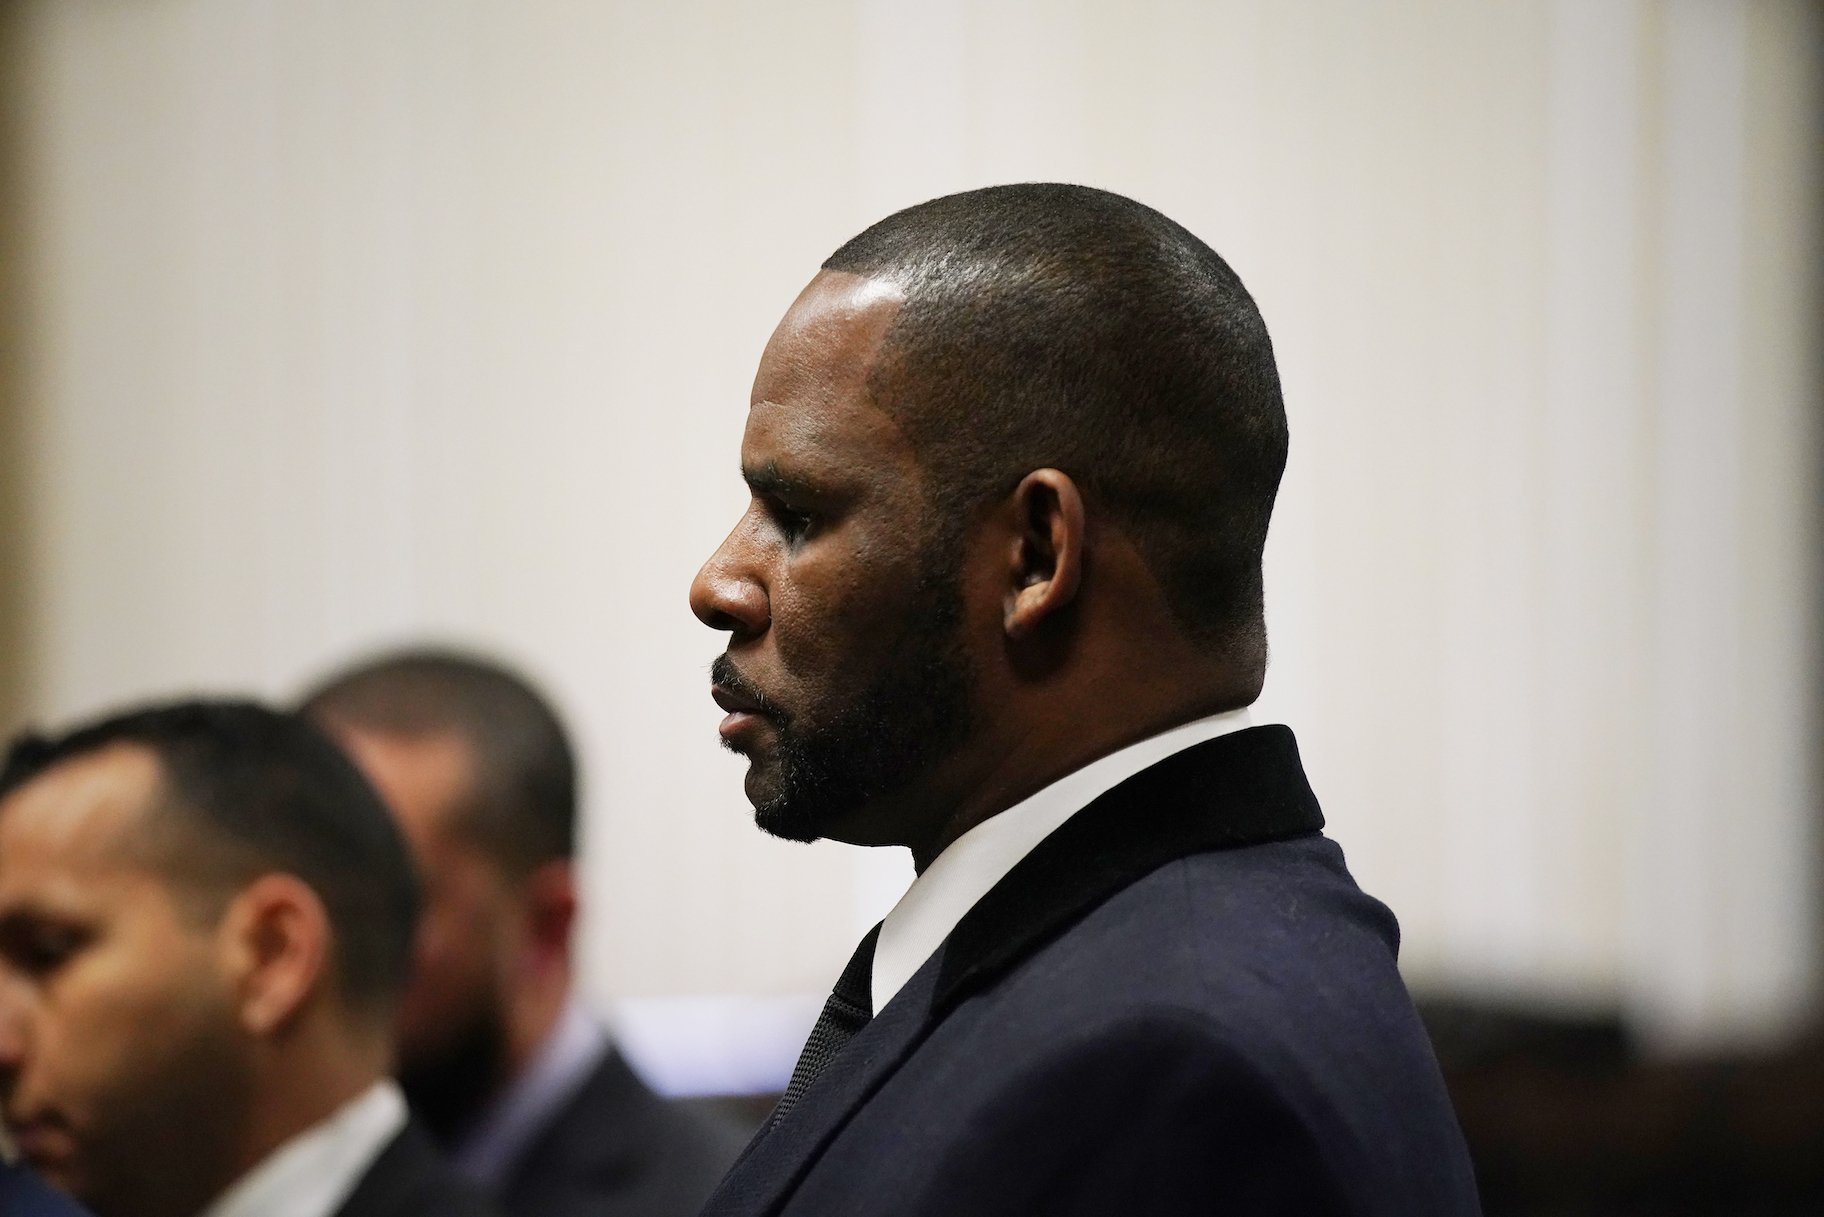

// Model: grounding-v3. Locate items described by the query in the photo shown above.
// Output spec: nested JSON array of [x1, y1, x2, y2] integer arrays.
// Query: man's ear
[[1003, 468, 1086, 641], [518, 859, 577, 975], [218, 874, 331, 1037]]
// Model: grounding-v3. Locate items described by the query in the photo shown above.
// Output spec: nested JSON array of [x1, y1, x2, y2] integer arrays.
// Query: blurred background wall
[[0, 0, 1817, 1082]]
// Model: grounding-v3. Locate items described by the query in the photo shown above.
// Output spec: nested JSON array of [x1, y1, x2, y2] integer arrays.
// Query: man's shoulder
[[804, 837, 1477, 1214], [502, 1047, 749, 1217], [941, 832, 1404, 1047], [335, 1122, 498, 1217]]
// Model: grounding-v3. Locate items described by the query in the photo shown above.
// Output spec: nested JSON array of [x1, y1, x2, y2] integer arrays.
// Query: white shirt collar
[[871, 707, 1260, 1011], [197, 1080, 407, 1217], [450, 996, 610, 1186]]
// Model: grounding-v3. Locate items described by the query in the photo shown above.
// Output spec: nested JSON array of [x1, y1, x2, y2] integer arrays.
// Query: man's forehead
[[331, 727, 475, 839], [775, 269, 905, 345], [752, 271, 905, 409], [0, 744, 161, 855]]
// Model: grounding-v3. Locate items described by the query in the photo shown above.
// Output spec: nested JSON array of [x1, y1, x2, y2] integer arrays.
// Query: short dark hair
[[0, 699, 419, 1018], [298, 648, 576, 876], [824, 183, 1288, 665]]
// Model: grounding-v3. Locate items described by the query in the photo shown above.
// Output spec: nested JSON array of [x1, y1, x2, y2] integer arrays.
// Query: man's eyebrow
[[741, 461, 802, 498], [0, 907, 43, 937]]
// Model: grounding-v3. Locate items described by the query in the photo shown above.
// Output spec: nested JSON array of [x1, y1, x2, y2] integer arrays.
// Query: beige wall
[[7, 0, 1820, 1053]]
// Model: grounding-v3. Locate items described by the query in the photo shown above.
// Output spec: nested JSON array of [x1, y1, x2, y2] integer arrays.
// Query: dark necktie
[[771, 923, 881, 1126]]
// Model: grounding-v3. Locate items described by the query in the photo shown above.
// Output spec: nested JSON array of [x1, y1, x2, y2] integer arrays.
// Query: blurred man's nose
[[690, 524, 770, 639], [0, 980, 29, 1082]]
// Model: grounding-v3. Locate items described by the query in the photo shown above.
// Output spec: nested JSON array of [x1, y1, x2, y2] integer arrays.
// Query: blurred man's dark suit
[[701, 726, 1481, 1217], [493, 1047, 749, 1217], [336, 1122, 498, 1217], [0, 1163, 91, 1217]]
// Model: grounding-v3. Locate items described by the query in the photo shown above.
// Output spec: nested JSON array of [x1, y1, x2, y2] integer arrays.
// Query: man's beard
[[55, 1002, 253, 1217], [396, 997, 509, 1147], [714, 563, 975, 845]]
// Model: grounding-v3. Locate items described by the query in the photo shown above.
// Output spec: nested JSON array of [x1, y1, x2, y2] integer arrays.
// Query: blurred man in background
[[302, 649, 744, 1217], [0, 700, 493, 1217], [689, 183, 1479, 1214]]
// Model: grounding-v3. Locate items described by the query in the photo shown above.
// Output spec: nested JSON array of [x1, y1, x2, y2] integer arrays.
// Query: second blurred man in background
[[302, 650, 745, 1217]]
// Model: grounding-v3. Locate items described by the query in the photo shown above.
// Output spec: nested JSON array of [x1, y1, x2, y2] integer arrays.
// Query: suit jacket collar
[[705, 724, 1323, 1217], [935, 723, 1323, 1013]]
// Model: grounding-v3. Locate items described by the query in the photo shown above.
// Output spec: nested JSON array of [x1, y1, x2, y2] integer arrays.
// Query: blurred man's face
[[689, 270, 975, 846], [330, 730, 515, 1140], [0, 745, 251, 1217]]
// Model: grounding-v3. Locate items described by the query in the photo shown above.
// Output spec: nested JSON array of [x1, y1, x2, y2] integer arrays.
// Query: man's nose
[[690, 524, 770, 638], [0, 979, 30, 1082]]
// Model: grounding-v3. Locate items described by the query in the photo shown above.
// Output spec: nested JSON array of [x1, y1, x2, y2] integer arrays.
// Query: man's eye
[[771, 504, 815, 542], [2, 928, 87, 977]]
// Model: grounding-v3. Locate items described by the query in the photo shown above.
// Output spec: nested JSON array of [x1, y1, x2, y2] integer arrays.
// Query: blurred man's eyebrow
[[0, 907, 46, 936]]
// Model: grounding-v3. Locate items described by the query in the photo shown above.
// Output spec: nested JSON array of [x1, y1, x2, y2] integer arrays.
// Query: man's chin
[[752, 805, 825, 844], [747, 771, 826, 844]]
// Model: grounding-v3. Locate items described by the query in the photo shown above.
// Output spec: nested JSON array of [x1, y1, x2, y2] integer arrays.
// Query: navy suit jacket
[[0, 1163, 90, 1217], [497, 1047, 748, 1217], [701, 726, 1481, 1216]]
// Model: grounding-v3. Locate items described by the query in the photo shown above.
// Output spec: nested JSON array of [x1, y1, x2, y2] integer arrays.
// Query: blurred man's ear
[[520, 859, 576, 972], [219, 874, 331, 1036]]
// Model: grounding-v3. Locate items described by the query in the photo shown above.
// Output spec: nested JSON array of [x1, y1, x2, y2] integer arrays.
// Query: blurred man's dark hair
[[300, 648, 577, 876]]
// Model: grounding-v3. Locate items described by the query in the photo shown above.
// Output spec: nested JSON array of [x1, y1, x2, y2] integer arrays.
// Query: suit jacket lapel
[[704, 724, 1323, 1217]]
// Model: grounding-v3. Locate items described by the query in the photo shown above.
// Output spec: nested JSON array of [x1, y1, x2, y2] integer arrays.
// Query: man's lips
[[710, 682, 775, 743], [708, 654, 787, 744], [7, 1116, 74, 1168], [710, 684, 765, 716]]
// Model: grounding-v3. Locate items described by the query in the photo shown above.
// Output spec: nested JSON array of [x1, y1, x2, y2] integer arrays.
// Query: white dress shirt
[[872, 707, 1263, 1012], [451, 996, 611, 1186], [198, 1081, 407, 1217]]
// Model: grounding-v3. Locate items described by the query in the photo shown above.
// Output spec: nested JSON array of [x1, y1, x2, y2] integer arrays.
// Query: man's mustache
[[710, 654, 790, 724]]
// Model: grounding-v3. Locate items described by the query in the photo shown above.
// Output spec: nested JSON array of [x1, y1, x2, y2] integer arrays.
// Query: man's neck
[[236, 1027, 391, 1185], [450, 995, 608, 1188], [904, 684, 1257, 871], [504, 973, 571, 1084]]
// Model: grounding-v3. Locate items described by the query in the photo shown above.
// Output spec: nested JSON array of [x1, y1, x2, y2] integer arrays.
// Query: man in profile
[[689, 184, 1480, 1214], [301, 649, 744, 1217], [0, 700, 494, 1217]]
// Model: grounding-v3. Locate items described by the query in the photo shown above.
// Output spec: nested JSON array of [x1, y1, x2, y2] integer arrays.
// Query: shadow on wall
[[0, 5, 34, 739]]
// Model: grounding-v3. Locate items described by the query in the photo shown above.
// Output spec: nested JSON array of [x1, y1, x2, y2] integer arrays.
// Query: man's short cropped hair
[[823, 182, 1289, 663], [0, 699, 419, 1017], [299, 648, 577, 877]]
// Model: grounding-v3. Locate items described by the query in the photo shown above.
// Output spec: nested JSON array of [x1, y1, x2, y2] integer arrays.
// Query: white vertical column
[[1631, 0, 1757, 1048]]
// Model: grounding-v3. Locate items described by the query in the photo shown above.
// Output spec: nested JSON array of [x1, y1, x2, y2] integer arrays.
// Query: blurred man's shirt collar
[[872, 706, 1263, 1011], [451, 996, 609, 1187], [198, 1080, 406, 1217]]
